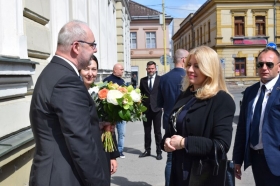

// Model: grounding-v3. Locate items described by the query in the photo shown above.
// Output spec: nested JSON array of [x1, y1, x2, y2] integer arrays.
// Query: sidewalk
[[111, 120, 166, 186]]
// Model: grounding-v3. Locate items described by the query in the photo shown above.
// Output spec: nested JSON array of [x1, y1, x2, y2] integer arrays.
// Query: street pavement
[[111, 86, 255, 186]]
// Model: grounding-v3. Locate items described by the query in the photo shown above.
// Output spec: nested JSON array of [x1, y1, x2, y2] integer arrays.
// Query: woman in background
[[162, 46, 235, 185], [80, 55, 119, 176]]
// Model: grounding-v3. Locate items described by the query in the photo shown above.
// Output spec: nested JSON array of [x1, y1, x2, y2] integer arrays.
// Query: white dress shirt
[[148, 74, 156, 89]]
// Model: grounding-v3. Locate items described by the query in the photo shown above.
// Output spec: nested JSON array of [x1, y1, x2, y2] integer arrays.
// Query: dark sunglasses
[[256, 62, 275, 69]]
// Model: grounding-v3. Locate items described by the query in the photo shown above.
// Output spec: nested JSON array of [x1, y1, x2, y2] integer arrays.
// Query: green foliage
[[90, 81, 147, 123]]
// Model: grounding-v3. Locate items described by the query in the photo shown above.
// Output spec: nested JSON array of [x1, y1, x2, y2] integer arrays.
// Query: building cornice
[[131, 16, 173, 25], [116, 0, 131, 20]]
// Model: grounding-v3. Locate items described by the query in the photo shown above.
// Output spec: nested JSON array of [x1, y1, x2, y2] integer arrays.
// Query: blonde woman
[[162, 46, 235, 186]]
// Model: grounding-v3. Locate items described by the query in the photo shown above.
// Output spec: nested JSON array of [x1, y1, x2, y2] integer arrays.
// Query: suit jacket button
[[187, 118, 190, 122]]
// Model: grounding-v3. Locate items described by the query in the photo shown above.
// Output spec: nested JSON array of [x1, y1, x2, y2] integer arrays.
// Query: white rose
[[88, 86, 99, 95], [107, 90, 123, 105], [130, 90, 141, 102]]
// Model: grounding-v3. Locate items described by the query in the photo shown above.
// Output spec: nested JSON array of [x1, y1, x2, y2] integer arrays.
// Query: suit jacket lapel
[[143, 77, 150, 93], [189, 99, 207, 111], [51, 56, 76, 73], [264, 77, 280, 119], [151, 76, 160, 93], [245, 83, 260, 134]]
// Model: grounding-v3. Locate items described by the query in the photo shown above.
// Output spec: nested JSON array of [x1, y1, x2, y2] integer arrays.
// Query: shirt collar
[[260, 74, 279, 91], [55, 55, 79, 76], [112, 73, 122, 79], [149, 74, 156, 79]]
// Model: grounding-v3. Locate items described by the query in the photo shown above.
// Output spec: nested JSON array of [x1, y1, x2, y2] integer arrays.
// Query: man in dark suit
[[131, 73, 137, 88], [157, 49, 188, 186], [233, 47, 280, 185], [29, 20, 110, 186], [139, 61, 162, 160]]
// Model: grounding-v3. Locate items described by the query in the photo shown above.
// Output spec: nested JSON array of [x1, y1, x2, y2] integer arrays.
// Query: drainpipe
[[274, 0, 276, 43]]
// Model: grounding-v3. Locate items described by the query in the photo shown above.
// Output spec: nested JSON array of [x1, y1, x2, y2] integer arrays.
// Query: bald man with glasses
[[233, 47, 280, 185], [29, 20, 109, 186]]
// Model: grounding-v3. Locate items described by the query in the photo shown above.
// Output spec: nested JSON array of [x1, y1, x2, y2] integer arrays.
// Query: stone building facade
[[0, 0, 130, 185], [173, 0, 280, 86]]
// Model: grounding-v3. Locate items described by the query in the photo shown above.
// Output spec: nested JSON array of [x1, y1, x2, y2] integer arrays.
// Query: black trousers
[[143, 108, 162, 154], [251, 148, 280, 186]]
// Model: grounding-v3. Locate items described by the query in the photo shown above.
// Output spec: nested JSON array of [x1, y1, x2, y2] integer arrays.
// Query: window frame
[[189, 34, 191, 49], [145, 32, 156, 49], [234, 57, 246, 76], [200, 26, 202, 45], [130, 32, 137, 49], [234, 16, 245, 36], [208, 21, 211, 42], [255, 16, 266, 36]]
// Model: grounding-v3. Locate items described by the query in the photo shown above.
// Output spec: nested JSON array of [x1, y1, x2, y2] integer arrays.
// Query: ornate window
[[234, 16, 245, 36], [235, 58, 246, 76], [255, 16, 266, 36]]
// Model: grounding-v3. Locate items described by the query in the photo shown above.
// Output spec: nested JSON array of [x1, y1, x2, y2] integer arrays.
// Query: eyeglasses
[[256, 62, 275, 69], [76, 40, 97, 49]]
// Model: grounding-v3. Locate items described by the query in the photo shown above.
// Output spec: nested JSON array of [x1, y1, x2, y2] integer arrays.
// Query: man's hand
[[235, 164, 242, 180], [164, 138, 176, 152]]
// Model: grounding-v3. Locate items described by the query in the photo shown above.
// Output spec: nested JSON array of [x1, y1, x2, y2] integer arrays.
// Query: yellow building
[[173, 0, 280, 85]]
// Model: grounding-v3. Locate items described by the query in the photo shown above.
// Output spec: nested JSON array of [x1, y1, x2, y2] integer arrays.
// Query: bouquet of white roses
[[89, 81, 147, 152]]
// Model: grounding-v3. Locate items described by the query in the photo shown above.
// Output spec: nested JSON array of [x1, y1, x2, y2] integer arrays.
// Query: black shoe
[[156, 153, 162, 160], [139, 150, 151, 158]]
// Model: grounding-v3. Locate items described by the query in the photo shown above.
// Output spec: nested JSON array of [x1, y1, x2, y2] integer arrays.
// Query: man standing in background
[[103, 63, 126, 159], [131, 73, 138, 88], [139, 61, 162, 160], [158, 49, 188, 186]]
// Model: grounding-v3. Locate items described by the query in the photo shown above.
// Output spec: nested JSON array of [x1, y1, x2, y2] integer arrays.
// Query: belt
[[251, 148, 264, 154]]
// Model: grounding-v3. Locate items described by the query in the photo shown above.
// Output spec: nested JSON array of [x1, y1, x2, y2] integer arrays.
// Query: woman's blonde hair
[[182, 46, 230, 99]]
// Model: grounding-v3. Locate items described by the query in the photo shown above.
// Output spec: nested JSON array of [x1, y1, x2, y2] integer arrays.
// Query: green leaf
[[117, 97, 123, 106], [142, 114, 147, 122], [119, 109, 125, 119], [140, 105, 147, 112]]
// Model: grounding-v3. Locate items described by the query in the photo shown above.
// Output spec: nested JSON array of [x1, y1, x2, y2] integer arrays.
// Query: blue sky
[[132, 0, 208, 18]]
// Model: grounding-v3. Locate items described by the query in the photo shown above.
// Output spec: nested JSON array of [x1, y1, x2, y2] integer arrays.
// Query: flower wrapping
[[89, 81, 147, 152]]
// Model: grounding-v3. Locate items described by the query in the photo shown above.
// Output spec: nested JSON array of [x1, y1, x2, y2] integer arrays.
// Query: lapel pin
[[276, 87, 280, 90]]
